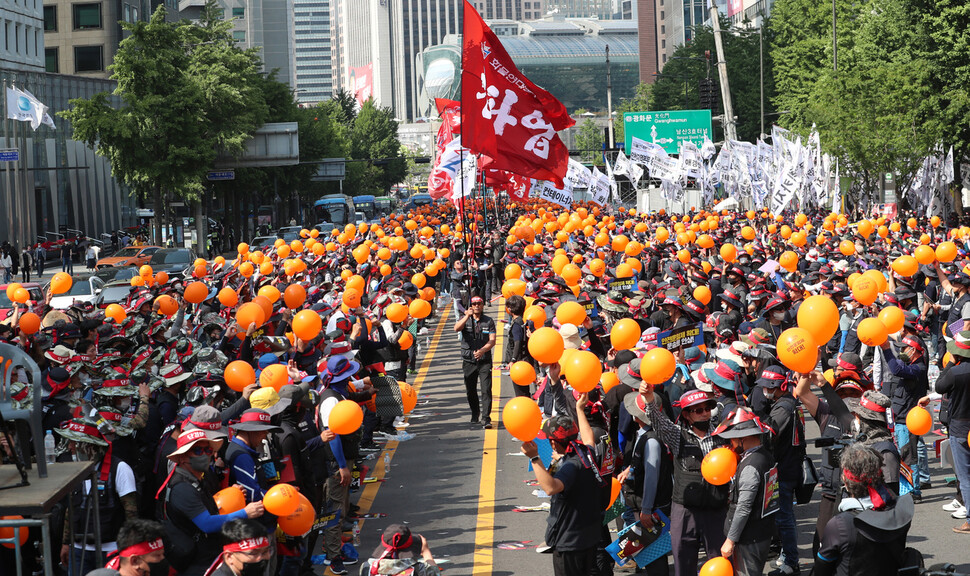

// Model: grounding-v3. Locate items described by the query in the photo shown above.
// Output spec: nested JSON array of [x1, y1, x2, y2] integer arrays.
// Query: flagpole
[[2, 79, 10, 249], [458, 77, 474, 294], [11, 83, 22, 249]]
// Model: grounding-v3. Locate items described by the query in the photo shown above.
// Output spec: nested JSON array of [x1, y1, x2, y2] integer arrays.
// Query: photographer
[[814, 444, 914, 576]]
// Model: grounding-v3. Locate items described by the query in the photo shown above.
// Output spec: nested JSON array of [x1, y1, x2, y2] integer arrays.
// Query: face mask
[[118, 398, 132, 411], [691, 419, 711, 432], [188, 454, 212, 472], [238, 559, 268, 576], [721, 303, 728, 311], [146, 557, 170, 576], [772, 311, 785, 321]]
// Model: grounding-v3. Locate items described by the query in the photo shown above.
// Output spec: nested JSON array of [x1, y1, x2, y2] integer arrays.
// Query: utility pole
[[710, 7, 738, 142], [759, 27, 764, 138], [605, 44, 614, 148]]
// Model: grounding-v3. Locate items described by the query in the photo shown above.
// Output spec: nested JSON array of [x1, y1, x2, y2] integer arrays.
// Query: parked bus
[[312, 194, 355, 232]]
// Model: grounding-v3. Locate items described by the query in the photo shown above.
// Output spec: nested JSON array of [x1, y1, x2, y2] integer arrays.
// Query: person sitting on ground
[[363, 523, 440, 576], [814, 443, 914, 576]]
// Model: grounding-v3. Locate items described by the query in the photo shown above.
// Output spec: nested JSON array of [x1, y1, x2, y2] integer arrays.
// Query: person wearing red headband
[[203, 519, 273, 576], [90, 519, 167, 576], [814, 443, 914, 576]]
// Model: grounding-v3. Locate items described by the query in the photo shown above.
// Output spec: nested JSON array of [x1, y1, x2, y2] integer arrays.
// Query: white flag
[[6, 86, 48, 130], [21, 88, 55, 129]]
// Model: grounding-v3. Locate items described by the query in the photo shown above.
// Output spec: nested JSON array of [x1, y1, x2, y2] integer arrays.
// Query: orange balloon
[[779, 251, 799, 273], [328, 400, 364, 434], [386, 302, 408, 324], [641, 348, 676, 384], [292, 310, 322, 341], [184, 281, 209, 304], [839, 240, 856, 256], [399, 381, 417, 414], [342, 288, 362, 309], [262, 483, 300, 516], [155, 295, 178, 316], [224, 360, 256, 392], [11, 287, 28, 304], [777, 328, 819, 373], [701, 447, 738, 485], [561, 350, 602, 393], [797, 295, 840, 345], [906, 406, 932, 436], [50, 272, 73, 295], [283, 284, 306, 309], [260, 364, 289, 391], [252, 295, 273, 322], [213, 486, 246, 514], [607, 477, 622, 510], [878, 306, 905, 333], [610, 318, 641, 350], [236, 302, 266, 329], [528, 327, 565, 365], [104, 304, 127, 323], [720, 243, 737, 263], [0, 516, 28, 549], [862, 269, 887, 294], [561, 263, 582, 286], [693, 285, 712, 305], [409, 299, 431, 319], [4, 282, 21, 301], [914, 244, 936, 265], [130, 275, 145, 287], [218, 287, 238, 307], [891, 255, 919, 277], [851, 276, 879, 306], [510, 361, 536, 385], [278, 493, 315, 537], [258, 285, 281, 304], [856, 317, 888, 346], [937, 241, 958, 262], [19, 312, 41, 335], [505, 263, 522, 280], [398, 331, 413, 350], [600, 372, 620, 394], [238, 262, 255, 277], [524, 305, 547, 327], [699, 556, 733, 576], [502, 397, 543, 441], [139, 265, 153, 277], [556, 301, 587, 326], [502, 279, 527, 298]]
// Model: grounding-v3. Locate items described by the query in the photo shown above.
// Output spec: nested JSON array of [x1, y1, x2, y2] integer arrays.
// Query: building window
[[74, 45, 103, 71], [232, 7, 244, 17], [661, 25, 665, 33], [232, 30, 245, 42], [73, 3, 103, 30], [45, 47, 57, 72], [660, 10, 664, 19], [662, 39, 665, 48], [44, 5, 57, 31]]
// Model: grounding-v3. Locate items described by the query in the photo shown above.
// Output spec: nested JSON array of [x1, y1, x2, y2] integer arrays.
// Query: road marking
[[473, 302, 505, 576], [351, 306, 451, 538]]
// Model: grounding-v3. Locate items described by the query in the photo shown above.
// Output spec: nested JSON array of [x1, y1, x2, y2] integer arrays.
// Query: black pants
[[552, 547, 597, 576], [463, 359, 492, 421], [814, 491, 838, 554], [20, 266, 29, 282], [670, 502, 726, 576]]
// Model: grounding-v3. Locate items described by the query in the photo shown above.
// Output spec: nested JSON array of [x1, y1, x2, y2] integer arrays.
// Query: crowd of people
[[0, 200, 968, 576]]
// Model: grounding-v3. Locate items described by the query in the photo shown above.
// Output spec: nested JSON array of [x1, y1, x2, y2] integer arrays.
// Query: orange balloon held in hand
[[877, 306, 905, 334], [292, 310, 322, 341], [236, 302, 266, 330], [155, 295, 178, 316], [610, 318, 641, 350], [183, 282, 209, 304], [693, 285, 712, 305], [262, 483, 300, 516], [699, 556, 733, 576], [509, 361, 536, 385], [701, 447, 738, 485], [556, 301, 586, 326], [104, 304, 127, 323], [502, 397, 543, 441], [278, 493, 315, 537], [283, 284, 306, 309], [906, 406, 932, 436], [777, 328, 819, 373], [797, 295, 840, 345], [641, 348, 676, 384], [561, 350, 602, 393], [328, 400, 364, 434], [218, 287, 238, 307], [19, 312, 41, 335], [259, 364, 288, 391], [224, 360, 256, 392], [213, 486, 246, 514], [856, 317, 888, 346], [397, 331, 413, 351], [528, 327, 565, 365], [50, 272, 73, 295], [409, 299, 431, 319]]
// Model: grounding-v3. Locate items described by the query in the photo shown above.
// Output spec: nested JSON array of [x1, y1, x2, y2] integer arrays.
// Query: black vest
[[671, 429, 730, 509], [74, 458, 125, 544], [726, 446, 778, 543]]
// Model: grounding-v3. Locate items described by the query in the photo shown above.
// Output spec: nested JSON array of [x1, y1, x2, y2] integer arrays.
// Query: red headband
[[188, 418, 222, 431], [837, 357, 859, 370], [760, 370, 785, 381], [381, 532, 413, 551], [713, 362, 737, 380], [224, 537, 269, 553], [240, 411, 272, 424], [102, 378, 131, 388], [952, 337, 970, 350], [162, 365, 185, 378], [121, 538, 164, 557], [859, 395, 886, 413], [99, 411, 123, 423]]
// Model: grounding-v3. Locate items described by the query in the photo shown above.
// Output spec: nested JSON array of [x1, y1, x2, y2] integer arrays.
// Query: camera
[[815, 432, 868, 468]]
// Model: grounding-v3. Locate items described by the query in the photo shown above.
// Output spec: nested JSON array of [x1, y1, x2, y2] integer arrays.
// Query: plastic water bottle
[[44, 430, 56, 464], [383, 452, 391, 478], [352, 520, 360, 546]]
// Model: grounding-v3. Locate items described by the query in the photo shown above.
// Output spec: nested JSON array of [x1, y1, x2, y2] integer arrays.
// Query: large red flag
[[461, 0, 574, 187]]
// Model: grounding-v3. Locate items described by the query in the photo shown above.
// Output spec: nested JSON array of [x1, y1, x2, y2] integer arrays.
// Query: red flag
[[484, 169, 531, 202], [461, 0, 574, 187]]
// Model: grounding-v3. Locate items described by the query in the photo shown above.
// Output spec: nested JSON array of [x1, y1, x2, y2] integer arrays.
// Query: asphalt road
[[338, 301, 970, 575]]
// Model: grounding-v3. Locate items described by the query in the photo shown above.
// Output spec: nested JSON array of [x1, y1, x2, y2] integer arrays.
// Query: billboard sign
[[623, 110, 713, 155], [728, 0, 744, 17], [349, 64, 373, 107]]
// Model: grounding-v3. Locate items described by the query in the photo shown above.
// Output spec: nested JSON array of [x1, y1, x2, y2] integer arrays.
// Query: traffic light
[[698, 78, 718, 112]]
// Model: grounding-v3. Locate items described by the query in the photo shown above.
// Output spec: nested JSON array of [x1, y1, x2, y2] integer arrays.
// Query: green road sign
[[623, 110, 713, 154]]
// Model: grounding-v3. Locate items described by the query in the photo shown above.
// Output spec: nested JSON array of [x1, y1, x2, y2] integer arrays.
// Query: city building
[[0, 67, 137, 248], [546, 0, 614, 19], [332, 0, 463, 122], [728, 0, 773, 27], [468, 0, 546, 21], [416, 18, 639, 118], [293, 0, 332, 104], [42, 0, 150, 76], [634, 0, 658, 82], [180, 0, 295, 87], [1, 0, 45, 72]]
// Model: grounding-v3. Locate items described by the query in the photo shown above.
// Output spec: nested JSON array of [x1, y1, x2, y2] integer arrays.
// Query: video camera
[[814, 432, 868, 468]]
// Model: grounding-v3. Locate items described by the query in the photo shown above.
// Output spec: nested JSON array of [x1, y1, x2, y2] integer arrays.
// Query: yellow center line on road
[[351, 305, 452, 536], [473, 301, 505, 576]]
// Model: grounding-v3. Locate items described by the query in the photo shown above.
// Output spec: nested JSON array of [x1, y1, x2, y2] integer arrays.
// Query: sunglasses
[[190, 446, 214, 456], [686, 405, 713, 414]]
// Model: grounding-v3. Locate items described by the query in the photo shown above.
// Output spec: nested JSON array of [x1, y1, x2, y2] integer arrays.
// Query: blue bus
[[353, 195, 377, 223], [404, 193, 433, 211], [312, 194, 355, 232]]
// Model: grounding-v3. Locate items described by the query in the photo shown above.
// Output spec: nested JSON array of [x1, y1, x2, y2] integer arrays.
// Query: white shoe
[[943, 499, 964, 512], [952, 506, 967, 519]]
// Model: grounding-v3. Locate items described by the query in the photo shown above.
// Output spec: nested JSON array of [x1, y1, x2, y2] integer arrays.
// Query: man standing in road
[[521, 415, 608, 576], [34, 243, 45, 278], [453, 294, 496, 428], [20, 246, 31, 282]]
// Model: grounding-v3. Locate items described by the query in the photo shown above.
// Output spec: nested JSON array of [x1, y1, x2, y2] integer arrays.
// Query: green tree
[[613, 83, 652, 144], [61, 4, 267, 245], [330, 88, 359, 127], [346, 99, 405, 196], [573, 113, 604, 163]]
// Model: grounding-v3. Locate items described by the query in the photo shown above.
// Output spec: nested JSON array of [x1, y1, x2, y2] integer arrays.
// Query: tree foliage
[[574, 117, 604, 163], [345, 99, 406, 196]]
